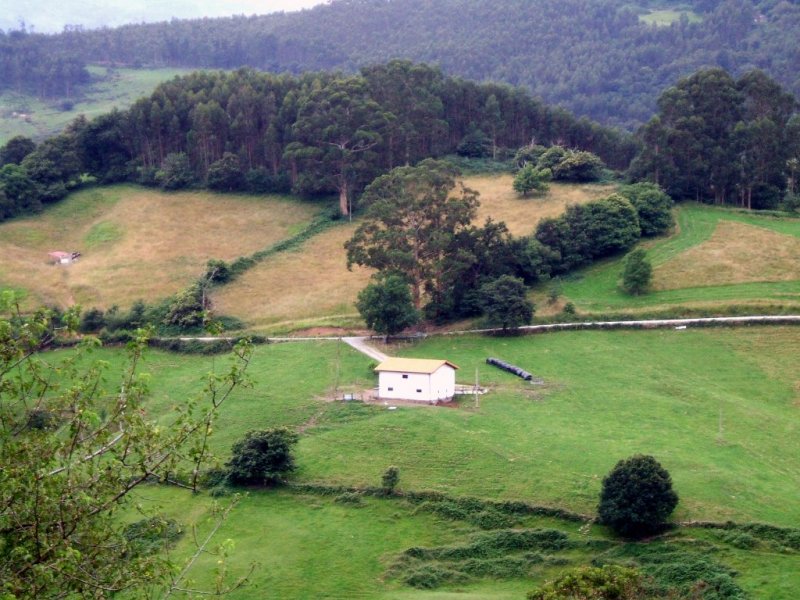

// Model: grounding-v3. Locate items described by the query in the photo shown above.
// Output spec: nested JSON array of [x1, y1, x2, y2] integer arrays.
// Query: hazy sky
[[1, 1, 328, 33]]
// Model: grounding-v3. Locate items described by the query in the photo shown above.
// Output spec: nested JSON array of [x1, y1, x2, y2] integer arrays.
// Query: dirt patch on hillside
[[653, 220, 800, 290]]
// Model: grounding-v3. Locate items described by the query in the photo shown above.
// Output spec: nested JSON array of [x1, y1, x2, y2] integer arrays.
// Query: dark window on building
[[416, 389, 422, 393], [402, 374, 409, 379], [388, 387, 394, 391]]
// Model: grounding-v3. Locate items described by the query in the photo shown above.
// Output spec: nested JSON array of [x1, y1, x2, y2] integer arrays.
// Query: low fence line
[[441, 315, 800, 337]]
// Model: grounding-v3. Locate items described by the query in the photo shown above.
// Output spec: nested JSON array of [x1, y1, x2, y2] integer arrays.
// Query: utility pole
[[474, 367, 479, 409]]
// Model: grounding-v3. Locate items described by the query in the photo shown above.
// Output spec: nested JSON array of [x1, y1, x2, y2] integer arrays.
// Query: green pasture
[[58, 324, 800, 597], [75, 325, 800, 526], [0, 66, 190, 144], [639, 8, 702, 26], [560, 204, 800, 312]]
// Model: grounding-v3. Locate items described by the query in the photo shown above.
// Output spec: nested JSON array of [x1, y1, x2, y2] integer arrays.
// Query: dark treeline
[[630, 68, 800, 208], [0, 61, 637, 221], [3, 0, 800, 128], [0, 28, 89, 98]]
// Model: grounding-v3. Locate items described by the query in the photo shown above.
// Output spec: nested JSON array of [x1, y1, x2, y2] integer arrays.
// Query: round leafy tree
[[513, 164, 551, 197], [598, 454, 678, 537], [479, 275, 534, 332], [355, 274, 420, 340], [226, 428, 299, 486]]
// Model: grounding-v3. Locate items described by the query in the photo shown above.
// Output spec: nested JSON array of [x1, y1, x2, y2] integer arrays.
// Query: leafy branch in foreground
[[0, 292, 253, 598]]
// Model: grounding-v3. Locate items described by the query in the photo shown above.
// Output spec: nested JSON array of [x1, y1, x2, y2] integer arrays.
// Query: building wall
[[378, 366, 455, 402], [430, 367, 456, 400], [378, 371, 430, 401]]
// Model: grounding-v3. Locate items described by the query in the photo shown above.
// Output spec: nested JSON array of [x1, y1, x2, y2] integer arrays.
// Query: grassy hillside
[[0, 66, 189, 144], [84, 325, 800, 597], [86, 326, 800, 526], [6, 182, 799, 330], [0, 185, 319, 310], [638, 8, 702, 26], [212, 176, 615, 332], [556, 204, 800, 315]]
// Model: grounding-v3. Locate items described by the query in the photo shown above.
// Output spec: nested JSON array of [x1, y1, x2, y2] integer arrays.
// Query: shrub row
[[403, 529, 572, 562], [288, 483, 590, 522], [685, 521, 800, 551], [222, 207, 342, 282], [94, 330, 267, 354]]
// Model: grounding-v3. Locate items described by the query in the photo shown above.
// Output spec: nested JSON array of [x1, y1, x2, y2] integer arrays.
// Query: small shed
[[48, 251, 81, 265], [375, 357, 459, 403], [48, 251, 73, 265]]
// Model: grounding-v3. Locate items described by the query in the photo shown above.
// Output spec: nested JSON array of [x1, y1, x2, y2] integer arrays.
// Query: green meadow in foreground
[[73, 325, 800, 597], [89, 326, 800, 525]]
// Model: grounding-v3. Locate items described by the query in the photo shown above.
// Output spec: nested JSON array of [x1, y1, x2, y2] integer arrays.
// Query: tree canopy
[[0, 296, 253, 596], [4, 0, 800, 129], [630, 68, 798, 208], [598, 455, 679, 537], [355, 274, 420, 338], [479, 275, 534, 331], [345, 159, 480, 308]]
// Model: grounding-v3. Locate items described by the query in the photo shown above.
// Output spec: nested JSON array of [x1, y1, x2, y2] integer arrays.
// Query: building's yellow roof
[[374, 357, 459, 374]]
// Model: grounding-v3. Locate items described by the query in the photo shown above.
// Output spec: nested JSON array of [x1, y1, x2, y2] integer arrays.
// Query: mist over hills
[[0, 0, 324, 33]]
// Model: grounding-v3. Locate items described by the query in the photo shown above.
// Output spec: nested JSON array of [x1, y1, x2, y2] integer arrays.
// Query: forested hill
[[3, 0, 800, 128]]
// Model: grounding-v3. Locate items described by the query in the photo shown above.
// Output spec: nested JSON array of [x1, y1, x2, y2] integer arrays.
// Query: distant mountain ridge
[[3, 0, 799, 128]]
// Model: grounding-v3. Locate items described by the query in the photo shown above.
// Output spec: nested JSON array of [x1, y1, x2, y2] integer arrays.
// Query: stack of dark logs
[[486, 357, 535, 381]]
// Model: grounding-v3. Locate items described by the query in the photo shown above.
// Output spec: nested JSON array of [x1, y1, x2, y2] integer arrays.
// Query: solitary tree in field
[[513, 164, 551, 197], [355, 274, 420, 340], [226, 428, 299, 486], [381, 466, 400, 494], [621, 248, 652, 295], [598, 454, 678, 538]]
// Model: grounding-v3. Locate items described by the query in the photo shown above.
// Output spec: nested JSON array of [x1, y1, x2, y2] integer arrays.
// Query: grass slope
[[638, 8, 703, 26], [96, 325, 800, 598], [299, 328, 800, 527], [0, 66, 190, 144], [84, 326, 800, 526], [0, 185, 319, 310], [558, 204, 800, 314], [211, 176, 616, 332]]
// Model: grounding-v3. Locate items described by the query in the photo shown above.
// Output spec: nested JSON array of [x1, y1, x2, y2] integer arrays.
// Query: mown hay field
[[558, 204, 800, 315], [211, 177, 617, 331], [0, 185, 319, 310]]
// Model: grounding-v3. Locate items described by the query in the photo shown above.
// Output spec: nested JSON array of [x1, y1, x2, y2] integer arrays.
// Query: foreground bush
[[527, 565, 655, 600]]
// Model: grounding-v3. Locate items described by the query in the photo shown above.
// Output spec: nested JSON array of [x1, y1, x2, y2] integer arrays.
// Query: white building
[[375, 357, 459, 403]]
